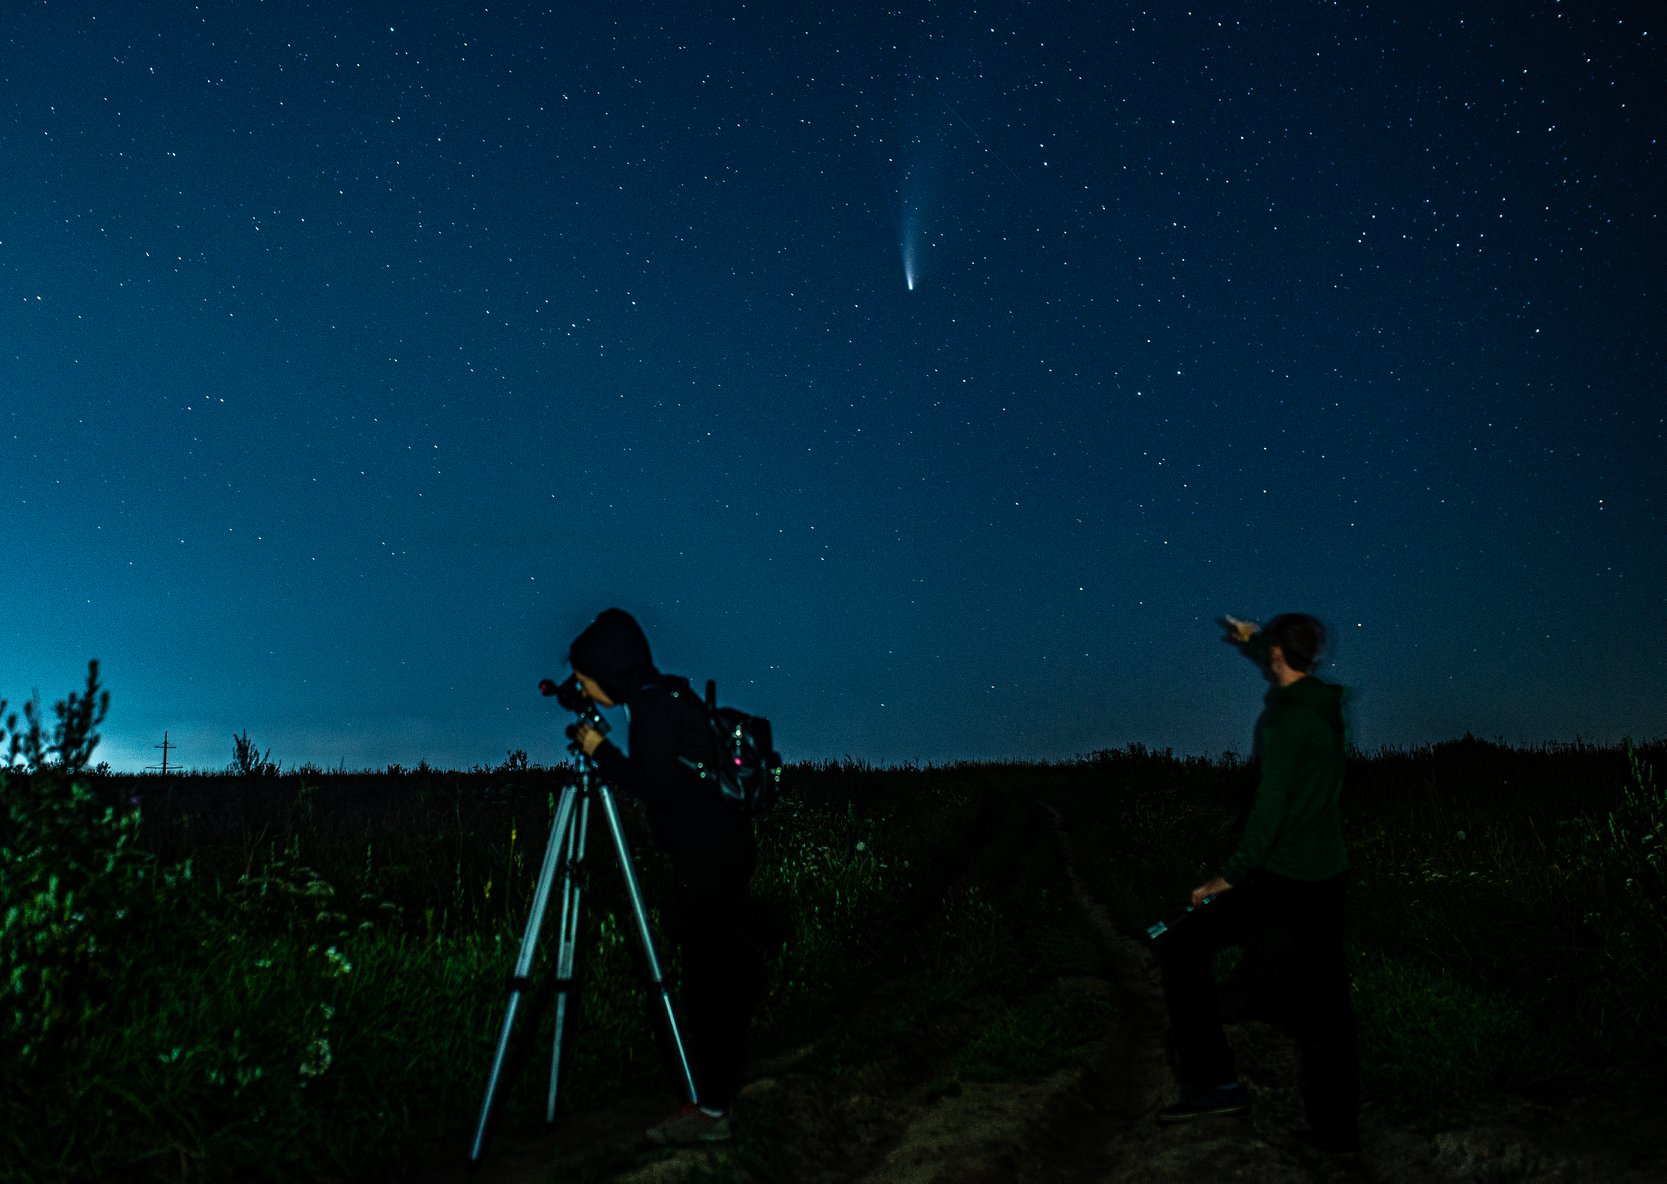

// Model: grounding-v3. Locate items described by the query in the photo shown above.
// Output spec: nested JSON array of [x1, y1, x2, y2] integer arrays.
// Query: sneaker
[[1292, 1128, 1360, 1159], [1156, 1083, 1251, 1124], [646, 1102, 734, 1145]]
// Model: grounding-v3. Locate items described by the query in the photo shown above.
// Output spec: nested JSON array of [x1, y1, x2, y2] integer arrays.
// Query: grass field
[[4, 674, 1662, 1181]]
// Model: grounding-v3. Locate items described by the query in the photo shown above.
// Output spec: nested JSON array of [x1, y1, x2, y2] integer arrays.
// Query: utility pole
[[151, 731, 177, 774]]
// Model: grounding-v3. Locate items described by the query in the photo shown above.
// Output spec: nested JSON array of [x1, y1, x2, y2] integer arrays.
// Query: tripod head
[[541, 674, 611, 750]]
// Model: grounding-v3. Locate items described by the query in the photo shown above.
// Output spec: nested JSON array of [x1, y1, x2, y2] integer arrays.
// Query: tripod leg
[[545, 788, 590, 1124], [469, 783, 579, 1164], [596, 783, 700, 1105]]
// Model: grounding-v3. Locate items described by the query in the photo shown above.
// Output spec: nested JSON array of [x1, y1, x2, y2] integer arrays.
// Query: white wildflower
[[300, 1037, 333, 1077]]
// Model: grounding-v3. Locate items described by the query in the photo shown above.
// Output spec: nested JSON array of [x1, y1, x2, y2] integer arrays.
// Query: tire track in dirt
[[674, 798, 1340, 1184], [822, 799, 1334, 1184]]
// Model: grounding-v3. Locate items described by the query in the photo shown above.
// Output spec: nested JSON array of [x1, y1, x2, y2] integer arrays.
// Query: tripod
[[469, 746, 698, 1165]]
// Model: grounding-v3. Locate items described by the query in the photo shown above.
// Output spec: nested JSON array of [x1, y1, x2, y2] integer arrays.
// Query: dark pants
[[1158, 870, 1359, 1140], [666, 839, 762, 1110]]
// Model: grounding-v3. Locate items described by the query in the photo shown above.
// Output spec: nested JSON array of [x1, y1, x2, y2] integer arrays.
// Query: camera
[[540, 674, 610, 746]]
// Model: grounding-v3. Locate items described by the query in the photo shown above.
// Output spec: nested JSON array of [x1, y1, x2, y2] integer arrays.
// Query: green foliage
[[1, 658, 110, 772], [0, 776, 147, 1063], [920, 886, 1007, 1003], [1080, 737, 1667, 1119], [952, 987, 1115, 1082], [753, 797, 899, 1024], [1589, 744, 1667, 903], [5, 682, 1661, 1180], [0, 662, 141, 1064], [223, 853, 350, 942], [1554, 744, 1666, 1048], [1353, 951, 1559, 1105], [4, 930, 502, 1183]]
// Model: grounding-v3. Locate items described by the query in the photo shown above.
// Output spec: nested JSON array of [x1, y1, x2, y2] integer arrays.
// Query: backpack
[[680, 679, 783, 815]]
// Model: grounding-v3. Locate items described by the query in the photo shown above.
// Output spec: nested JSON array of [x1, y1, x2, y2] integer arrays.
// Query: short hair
[[1262, 613, 1326, 673]]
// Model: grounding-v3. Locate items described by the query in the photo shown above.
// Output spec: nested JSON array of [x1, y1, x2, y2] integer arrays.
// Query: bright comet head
[[900, 197, 923, 291]]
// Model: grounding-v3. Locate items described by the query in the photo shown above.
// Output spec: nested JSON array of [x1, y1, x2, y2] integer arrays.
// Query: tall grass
[[4, 670, 1660, 1179], [1070, 737, 1667, 1110], [4, 725, 995, 1181]]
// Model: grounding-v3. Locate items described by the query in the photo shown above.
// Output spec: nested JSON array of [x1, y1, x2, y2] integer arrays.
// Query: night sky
[[4, 2, 1662, 772]]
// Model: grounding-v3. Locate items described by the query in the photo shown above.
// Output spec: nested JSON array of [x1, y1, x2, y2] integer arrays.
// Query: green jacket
[[1223, 668, 1350, 885]]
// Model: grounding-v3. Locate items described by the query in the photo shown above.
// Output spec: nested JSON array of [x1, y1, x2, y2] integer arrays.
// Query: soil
[[421, 801, 1665, 1184]]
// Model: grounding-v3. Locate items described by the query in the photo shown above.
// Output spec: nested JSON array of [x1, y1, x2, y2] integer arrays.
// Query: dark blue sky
[[4, 1, 1662, 771]]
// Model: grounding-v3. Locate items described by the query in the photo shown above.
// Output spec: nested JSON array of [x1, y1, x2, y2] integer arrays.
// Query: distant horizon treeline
[[72, 729, 1667, 780]]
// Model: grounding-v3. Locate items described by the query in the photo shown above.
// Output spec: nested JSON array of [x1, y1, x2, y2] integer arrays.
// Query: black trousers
[[665, 839, 762, 1110], [1157, 870, 1359, 1139]]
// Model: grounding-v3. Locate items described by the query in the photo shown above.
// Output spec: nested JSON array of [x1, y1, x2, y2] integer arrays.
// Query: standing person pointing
[[1155, 612, 1360, 1159]]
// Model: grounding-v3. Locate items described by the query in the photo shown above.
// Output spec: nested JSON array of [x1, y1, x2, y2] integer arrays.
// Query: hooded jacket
[[569, 609, 657, 706], [568, 609, 747, 857], [1222, 673, 1351, 885]]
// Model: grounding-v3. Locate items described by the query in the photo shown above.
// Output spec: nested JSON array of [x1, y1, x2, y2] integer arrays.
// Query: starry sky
[[3, 1, 1662, 772]]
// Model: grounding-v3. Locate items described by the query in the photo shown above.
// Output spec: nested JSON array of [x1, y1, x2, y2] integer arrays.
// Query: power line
[[149, 730, 177, 774]]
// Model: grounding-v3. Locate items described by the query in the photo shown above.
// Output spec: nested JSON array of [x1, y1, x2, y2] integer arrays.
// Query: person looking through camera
[[567, 608, 763, 1145], [1155, 612, 1360, 1159]]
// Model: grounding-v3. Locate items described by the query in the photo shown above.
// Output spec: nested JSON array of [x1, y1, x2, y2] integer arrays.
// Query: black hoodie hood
[[568, 608, 655, 705]]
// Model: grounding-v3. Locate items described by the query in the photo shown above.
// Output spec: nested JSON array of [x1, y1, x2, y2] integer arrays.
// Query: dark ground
[[421, 790, 1664, 1184]]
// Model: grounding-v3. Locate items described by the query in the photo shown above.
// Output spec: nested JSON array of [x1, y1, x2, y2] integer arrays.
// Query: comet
[[900, 208, 922, 291], [899, 166, 928, 291]]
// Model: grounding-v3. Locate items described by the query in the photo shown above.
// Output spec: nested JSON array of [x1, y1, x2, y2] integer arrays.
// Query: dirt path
[[436, 800, 1664, 1184], [1032, 802, 1665, 1184], [783, 804, 1350, 1184], [1034, 803, 1356, 1184]]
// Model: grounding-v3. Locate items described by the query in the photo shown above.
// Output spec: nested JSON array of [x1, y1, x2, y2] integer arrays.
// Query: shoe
[[1156, 1083, 1251, 1124], [1292, 1128, 1360, 1159], [646, 1102, 734, 1145]]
